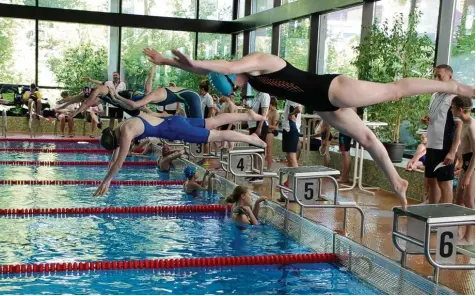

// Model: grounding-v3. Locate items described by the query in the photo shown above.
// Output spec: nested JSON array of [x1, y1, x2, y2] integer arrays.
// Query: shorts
[[271, 130, 278, 137], [463, 152, 473, 172], [249, 124, 268, 142], [424, 148, 455, 181], [158, 116, 210, 143], [310, 138, 322, 151], [282, 121, 300, 153], [108, 107, 123, 119], [339, 133, 352, 152]]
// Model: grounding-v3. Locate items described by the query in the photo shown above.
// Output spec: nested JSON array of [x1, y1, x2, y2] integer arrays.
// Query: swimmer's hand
[[93, 181, 110, 196], [171, 49, 194, 68], [108, 87, 116, 97], [257, 196, 268, 203], [144, 48, 168, 65]]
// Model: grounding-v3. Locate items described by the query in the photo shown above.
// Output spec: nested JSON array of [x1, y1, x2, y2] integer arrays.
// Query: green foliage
[[352, 11, 434, 143], [326, 37, 359, 78], [279, 18, 310, 71], [452, 2, 475, 57], [0, 18, 14, 84], [47, 42, 108, 94]]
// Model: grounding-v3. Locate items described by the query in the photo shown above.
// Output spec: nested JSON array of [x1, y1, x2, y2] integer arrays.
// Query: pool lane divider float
[[0, 253, 337, 275], [0, 180, 184, 186], [0, 148, 109, 153], [1, 138, 99, 143], [0, 160, 157, 167], [0, 204, 231, 216]]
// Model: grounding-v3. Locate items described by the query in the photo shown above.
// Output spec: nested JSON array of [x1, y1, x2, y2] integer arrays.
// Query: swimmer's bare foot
[[250, 133, 267, 148], [247, 109, 266, 122], [395, 178, 408, 211]]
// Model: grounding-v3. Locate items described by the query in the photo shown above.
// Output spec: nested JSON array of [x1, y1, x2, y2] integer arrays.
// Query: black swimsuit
[[247, 61, 340, 112]]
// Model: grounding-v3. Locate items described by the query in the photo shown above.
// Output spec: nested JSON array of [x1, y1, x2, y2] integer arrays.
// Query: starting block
[[184, 142, 221, 160], [392, 204, 475, 283], [277, 166, 365, 238]]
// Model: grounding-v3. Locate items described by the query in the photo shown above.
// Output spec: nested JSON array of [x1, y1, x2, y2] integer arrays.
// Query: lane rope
[[0, 160, 156, 166], [2, 138, 99, 143], [0, 180, 184, 186], [0, 148, 109, 153], [0, 253, 337, 275]]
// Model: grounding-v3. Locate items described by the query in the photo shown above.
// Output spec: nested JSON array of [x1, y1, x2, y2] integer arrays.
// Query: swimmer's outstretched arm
[[94, 128, 134, 196], [56, 94, 85, 110], [144, 65, 156, 95]]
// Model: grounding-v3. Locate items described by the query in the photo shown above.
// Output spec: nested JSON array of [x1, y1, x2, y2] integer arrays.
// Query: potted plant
[[353, 11, 434, 162]]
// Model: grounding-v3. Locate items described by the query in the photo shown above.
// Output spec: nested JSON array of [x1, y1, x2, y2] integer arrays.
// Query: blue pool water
[[0, 141, 103, 149], [0, 152, 152, 162], [0, 185, 220, 209], [0, 264, 383, 294], [0, 145, 384, 294], [0, 215, 310, 264], [0, 166, 184, 180]]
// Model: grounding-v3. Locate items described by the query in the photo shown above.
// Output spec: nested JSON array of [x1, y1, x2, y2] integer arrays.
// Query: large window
[[199, 0, 233, 21], [197, 33, 232, 59], [0, 0, 34, 4], [450, 0, 475, 86], [238, 0, 246, 18], [279, 17, 310, 71], [281, 0, 298, 4], [318, 6, 362, 77], [121, 28, 195, 90], [38, 0, 111, 12], [374, 0, 440, 43], [250, 26, 272, 53], [0, 18, 35, 85], [236, 33, 244, 58], [122, 0, 196, 18], [252, 0, 274, 14], [38, 21, 110, 91]]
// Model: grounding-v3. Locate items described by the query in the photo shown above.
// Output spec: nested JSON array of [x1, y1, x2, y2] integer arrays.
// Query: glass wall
[[279, 17, 310, 71], [38, 21, 110, 91], [197, 33, 232, 59], [252, 0, 273, 14], [374, 0, 440, 43], [0, 18, 35, 85], [38, 0, 111, 12], [122, 0, 196, 18], [121, 27, 195, 90], [318, 6, 362, 77], [250, 26, 272, 53], [236, 33, 244, 58], [199, 0, 233, 21], [0, 0, 34, 4], [281, 0, 298, 4], [450, 0, 475, 86], [238, 0, 246, 18]]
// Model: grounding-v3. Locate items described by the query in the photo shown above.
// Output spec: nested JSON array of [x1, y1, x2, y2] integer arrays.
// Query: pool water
[[0, 150, 384, 295], [0, 264, 382, 295], [0, 141, 103, 149], [0, 152, 152, 162], [0, 166, 184, 181]]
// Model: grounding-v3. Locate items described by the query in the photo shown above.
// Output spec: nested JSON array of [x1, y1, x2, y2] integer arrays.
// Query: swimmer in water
[[157, 144, 184, 172], [225, 185, 268, 225]]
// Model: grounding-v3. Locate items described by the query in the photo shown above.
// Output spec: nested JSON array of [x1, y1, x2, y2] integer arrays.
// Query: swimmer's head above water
[[184, 165, 197, 180]]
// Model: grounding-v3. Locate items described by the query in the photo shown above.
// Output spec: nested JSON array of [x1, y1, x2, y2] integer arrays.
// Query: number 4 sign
[[295, 179, 318, 205], [230, 155, 246, 172], [435, 226, 458, 264]]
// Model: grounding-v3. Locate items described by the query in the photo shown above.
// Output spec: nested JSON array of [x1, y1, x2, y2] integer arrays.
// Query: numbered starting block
[[392, 204, 475, 284], [220, 146, 278, 191], [184, 142, 221, 160], [277, 166, 365, 238]]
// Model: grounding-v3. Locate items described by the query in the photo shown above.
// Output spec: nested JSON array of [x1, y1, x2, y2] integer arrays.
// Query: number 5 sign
[[435, 226, 457, 264], [295, 179, 318, 205]]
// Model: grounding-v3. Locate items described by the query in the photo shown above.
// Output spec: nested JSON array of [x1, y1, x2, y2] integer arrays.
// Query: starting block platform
[[277, 166, 365, 238], [392, 204, 475, 283]]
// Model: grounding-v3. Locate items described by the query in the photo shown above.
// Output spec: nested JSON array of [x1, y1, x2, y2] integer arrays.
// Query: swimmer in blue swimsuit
[[183, 166, 217, 197], [93, 110, 267, 196], [225, 185, 268, 225]]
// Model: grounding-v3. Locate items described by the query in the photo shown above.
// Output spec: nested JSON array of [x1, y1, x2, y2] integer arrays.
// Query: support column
[[435, 0, 457, 65]]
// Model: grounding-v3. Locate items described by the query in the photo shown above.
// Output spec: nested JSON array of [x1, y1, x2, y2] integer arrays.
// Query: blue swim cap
[[184, 166, 196, 180], [131, 89, 145, 101], [208, 72, 236, 96]]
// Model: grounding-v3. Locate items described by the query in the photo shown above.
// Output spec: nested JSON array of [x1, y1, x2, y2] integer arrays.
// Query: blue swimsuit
[[135, 116, 210, 143], [159, 88, 203, 118]]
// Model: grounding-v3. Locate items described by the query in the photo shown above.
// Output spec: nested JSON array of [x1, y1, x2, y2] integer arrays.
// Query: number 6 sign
[[295, 179, 318, 205], [435, 226, 457, 264]]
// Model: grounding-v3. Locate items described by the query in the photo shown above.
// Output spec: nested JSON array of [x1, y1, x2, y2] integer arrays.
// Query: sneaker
[[249, 177, 263, 184], [97, 121, 103, 129]]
